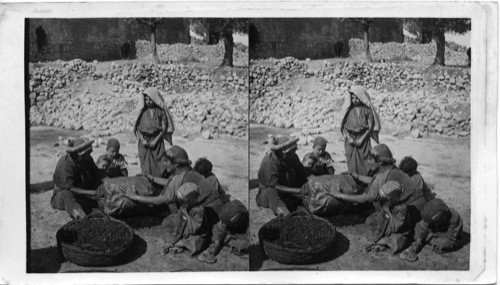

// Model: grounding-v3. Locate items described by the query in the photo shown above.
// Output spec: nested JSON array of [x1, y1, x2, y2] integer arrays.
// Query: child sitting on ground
[[303, 136, 335, 175], [364, 181, 412, 254], [399, 198, 464, 262], [302, 153, 318, 175], [399, 156, 434, 202], [198, 199, 250, 264], [96, 155, 112, 180], [194, 157, 221, 192], [103, 138, 128, 178]]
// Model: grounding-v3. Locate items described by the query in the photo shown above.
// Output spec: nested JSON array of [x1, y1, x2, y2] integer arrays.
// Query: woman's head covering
[[133, 87, 175, 143], [66, 137, 94, 155], [270, 136, 299, 153], [106, 138, 120, 150], [313, 136, 327, 148], [340, 85, 381, 144], [421, 198, 450, 224], [369, 144, 396, 164], [166, 145, 192, 165]]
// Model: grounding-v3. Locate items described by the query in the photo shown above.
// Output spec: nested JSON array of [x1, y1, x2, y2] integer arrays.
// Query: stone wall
[[250, 18, 403, 59], [29, 18, 190, 62]]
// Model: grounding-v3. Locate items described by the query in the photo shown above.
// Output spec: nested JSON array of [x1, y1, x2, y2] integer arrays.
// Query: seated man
[[51, 138, 101, 220], [256, 136, 309, 217], [399, 198, 464, 262], [198, 199, 249, 263]]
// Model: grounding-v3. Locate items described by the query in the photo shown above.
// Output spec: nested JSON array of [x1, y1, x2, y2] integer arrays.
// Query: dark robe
[[51, 154, 101, 214], [256, 151, 308, 213], [136, 107, 168, 177], [343, 105, 374, 176]]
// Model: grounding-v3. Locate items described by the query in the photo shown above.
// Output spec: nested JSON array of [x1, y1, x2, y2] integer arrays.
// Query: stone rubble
[[251, 56, 470, 141], [29, 59, 248, 140]]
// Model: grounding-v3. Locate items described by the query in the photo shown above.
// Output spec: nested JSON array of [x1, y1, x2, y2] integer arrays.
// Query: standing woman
[[133, 87, 175, 177], [340, 85, 381, 176]]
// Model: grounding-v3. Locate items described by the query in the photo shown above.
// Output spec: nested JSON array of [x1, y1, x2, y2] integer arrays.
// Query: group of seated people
[[257, 135, 464, 262], [51, 137, 248, 264]]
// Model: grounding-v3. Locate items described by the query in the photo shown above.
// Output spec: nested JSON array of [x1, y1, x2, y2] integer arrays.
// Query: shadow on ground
[[29, 234, 147, 273], [30, 181, 54, 194], [29, 246, 65, 273], [249, 179, 259, 190], [457, 231, 471, 250], [118, 234, 148, 266]]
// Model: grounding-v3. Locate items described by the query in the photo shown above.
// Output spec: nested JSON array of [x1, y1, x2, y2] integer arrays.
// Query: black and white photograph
[[249, 18, 473, 270], [0, 1, 497, 284], [27, 17, 250, 272]]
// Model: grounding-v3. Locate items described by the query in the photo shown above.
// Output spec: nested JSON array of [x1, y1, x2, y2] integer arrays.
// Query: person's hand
[[179, 206, 189, 217], [149, 139, 158, 148], [343, 171, 359, 180], [145, 174, 154, 182], [142, 140, 149, 148], [122, 193, 138, 201], [355, 138, 364, 147], [324, 182, 342, 198], [382, 204, 392, 217], [348, 137, 355, 146]]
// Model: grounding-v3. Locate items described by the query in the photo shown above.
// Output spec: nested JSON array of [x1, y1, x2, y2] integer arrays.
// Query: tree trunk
[[432, 29, 446, 66], [150, 25, 159, 64], [220, 30, 234, 67], [363, 22, 372, 63]]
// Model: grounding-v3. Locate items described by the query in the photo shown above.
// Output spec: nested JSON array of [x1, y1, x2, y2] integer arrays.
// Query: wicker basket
[[258, 214, 336, 265], [56, 214, 135, 267]]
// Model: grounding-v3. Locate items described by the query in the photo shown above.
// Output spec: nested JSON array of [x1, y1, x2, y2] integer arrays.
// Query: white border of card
[[0, 1, 497, 284]]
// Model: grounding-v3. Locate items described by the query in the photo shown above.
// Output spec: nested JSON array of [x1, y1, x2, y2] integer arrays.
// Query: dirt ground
[[29, 128, 248, 272], [249, 124, 470, 271]]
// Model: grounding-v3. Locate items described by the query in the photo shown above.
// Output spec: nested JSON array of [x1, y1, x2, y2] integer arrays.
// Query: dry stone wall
[[250, 57, 470, 140], [29, 59, 248, 140]]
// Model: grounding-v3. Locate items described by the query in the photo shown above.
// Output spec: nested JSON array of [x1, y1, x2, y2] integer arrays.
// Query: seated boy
[[104, 138, 128, 178], [194, 157, 221, 192], [96, 155, 112, 180], [303, 136, 335, 175], [399, 198, 464, 262], [198, 199, 249, 263], [399, 156, 434, 202], [364, 181, 412, 254]]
